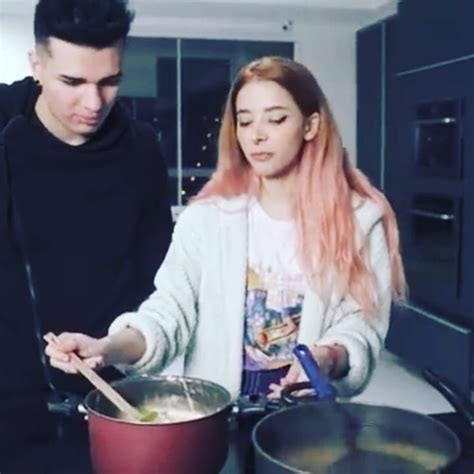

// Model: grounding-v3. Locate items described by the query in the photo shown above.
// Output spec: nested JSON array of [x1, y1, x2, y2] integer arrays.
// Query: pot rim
[[84, 374, 233, 426], [251, 401, 461, 472]]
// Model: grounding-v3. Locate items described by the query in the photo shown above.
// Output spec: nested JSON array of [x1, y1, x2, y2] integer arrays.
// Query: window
[[119, 38, 294, 209]]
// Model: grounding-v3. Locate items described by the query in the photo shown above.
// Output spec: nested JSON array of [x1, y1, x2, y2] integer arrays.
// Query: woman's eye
[[238, 121, 251, 127], [269, 116, 287, 124]]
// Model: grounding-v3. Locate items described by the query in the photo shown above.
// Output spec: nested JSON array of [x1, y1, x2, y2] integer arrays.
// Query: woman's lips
[[250, 152, 273, 161]]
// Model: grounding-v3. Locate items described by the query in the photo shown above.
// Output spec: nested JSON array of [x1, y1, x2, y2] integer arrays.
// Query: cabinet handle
[[415, 117, 456, 125], [409, 209, 455, 221]]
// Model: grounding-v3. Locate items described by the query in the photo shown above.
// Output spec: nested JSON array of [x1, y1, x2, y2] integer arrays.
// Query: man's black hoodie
[[0, 77, 172, 437]]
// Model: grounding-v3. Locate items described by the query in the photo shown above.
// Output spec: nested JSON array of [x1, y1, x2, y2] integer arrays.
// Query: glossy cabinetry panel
[[385, 61, 474, 324], [396, 0, 474, 72], [357, 5, 474, 394], [356, 23, 383, 189]]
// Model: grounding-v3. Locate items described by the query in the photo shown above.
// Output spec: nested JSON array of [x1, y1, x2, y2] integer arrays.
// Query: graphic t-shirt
[[243, 200, 305, 371]]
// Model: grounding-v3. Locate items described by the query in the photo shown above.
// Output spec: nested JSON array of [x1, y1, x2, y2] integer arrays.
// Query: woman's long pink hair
[[196, 56, 405, 318]]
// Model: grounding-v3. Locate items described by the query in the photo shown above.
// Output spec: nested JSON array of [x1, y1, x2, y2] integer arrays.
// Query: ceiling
[[133, 0, 394, 8], [1, 0, 397, 16]]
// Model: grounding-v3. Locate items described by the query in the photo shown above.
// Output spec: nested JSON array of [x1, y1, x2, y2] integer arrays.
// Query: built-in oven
[[399, 95, 467, 320], [414, 99, 464, 179], [383, 51, 474, 399], [404, 193, 463, 313]]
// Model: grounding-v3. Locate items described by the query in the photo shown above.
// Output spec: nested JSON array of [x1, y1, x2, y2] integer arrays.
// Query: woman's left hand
[[267, 344, 345, 399]]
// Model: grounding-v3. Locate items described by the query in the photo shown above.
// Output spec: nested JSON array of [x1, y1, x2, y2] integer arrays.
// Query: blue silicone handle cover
[[293, 344, 336, 400]]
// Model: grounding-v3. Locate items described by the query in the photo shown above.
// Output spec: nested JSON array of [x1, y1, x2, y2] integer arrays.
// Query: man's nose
[[82, 85, 103, 112]]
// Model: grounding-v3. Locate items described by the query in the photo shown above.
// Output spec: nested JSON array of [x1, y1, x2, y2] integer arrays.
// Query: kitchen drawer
[[386, 303, 472, 396]]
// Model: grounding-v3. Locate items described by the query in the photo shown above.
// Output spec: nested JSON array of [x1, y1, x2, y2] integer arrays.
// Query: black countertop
[[3, 412, 474, 474]]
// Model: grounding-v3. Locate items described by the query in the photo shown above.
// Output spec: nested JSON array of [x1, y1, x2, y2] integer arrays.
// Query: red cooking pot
[[84, 375, 232, 474]]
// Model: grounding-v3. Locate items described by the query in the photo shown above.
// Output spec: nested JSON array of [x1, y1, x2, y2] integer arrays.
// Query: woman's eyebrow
[[236, 105, 289, 115]]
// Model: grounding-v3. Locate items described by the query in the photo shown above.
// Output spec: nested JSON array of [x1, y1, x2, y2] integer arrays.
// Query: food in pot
[[116, 394, 208, 424], [277, 441, 448, 472], [134, 379, 198, 423], [279, 445, 347, 471], [134, 406, 205, 424], [363, 441, 449, 470]]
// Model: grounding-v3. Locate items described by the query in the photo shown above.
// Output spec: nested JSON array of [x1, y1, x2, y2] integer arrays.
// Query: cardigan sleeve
[[315, 217, 392, 397], [108, 203, 205, 375]]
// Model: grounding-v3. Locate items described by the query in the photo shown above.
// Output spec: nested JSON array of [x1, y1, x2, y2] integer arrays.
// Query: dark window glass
[[120, 37, 294, 205]]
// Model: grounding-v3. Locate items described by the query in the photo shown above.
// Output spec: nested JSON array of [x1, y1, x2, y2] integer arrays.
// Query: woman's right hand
[[45, 327, 147, 374], [45, 332, 110, 374]]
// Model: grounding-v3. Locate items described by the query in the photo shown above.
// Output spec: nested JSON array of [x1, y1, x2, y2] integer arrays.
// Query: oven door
[[414, 99, 463, 179], [402, 193, 462, 315]]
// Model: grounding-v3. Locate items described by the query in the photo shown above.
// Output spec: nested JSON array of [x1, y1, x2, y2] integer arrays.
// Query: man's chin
[[74, 123, 101, 137], [65, 126, 99, 145]]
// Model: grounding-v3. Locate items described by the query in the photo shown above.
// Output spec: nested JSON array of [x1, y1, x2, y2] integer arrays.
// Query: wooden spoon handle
[[44, 332, 142, 421]]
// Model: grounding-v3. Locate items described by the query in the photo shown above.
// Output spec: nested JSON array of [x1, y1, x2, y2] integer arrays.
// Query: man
[[0, 0, 172, 466]]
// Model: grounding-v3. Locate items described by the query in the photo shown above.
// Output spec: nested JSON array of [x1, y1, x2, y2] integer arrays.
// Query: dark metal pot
[[84, 375, 232, 474], [251, 345, 469, 473], [252, 400, 461, 473]]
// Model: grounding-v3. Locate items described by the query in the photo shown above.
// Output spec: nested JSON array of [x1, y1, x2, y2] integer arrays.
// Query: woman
[[46, 56, 405, 400]]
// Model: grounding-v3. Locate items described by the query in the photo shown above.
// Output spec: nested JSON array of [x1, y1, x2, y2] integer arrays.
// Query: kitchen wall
[[0, 13, 35, 84], [0, 3, 395, 163]]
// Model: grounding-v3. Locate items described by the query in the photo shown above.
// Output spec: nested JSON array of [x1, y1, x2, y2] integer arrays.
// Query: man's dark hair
[[34, 0, 134, 48]]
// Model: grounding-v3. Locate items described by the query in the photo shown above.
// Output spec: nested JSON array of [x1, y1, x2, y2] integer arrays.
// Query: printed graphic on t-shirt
[[244, 265, 304, 370]]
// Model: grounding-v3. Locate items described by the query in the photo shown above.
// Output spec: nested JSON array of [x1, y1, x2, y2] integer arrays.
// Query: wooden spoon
[[43, 332, 158, 423]]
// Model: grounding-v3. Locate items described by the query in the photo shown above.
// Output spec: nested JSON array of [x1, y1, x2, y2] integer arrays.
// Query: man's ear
[[304, 113, 320, 141], [28, 48, 43, 82]]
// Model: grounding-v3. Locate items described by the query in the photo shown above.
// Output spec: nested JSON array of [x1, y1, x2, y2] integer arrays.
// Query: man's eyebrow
[[59, 74, 85, 83], [58, 72, 123, 83], [236, 106, 290, 115]]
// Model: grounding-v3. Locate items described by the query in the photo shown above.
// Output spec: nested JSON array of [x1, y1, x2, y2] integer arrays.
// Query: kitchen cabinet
[[386, 304, 472, 395], [385, 60, 474, 323], [357, 5, 474, 396], [396, 0, 474, 73], [356, 22, 383, 189], [356, 16, 398, 192], [386, 61, 474, 397]]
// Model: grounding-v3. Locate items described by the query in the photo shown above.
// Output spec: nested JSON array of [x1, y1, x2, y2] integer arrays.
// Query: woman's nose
[[252, 124, 268, 143]]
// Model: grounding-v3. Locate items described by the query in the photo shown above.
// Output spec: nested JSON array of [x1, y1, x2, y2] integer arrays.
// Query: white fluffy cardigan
[[109, 196, 392, 400]]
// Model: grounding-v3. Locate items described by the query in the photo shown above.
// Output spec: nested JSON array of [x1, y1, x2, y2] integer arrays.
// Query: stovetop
[[432, 413, 474, 474], [3, 412, 474, 473], [221, 411, 474, 474]]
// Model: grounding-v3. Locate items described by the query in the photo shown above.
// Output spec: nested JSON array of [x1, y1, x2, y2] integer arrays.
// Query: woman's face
[[235, 80, 318, 180]]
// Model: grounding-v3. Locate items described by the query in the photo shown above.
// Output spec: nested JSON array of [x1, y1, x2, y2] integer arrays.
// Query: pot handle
[[293, 344, 336, 401], [423, 368, 474, 429], [47, 392, 88, 420], [280, 381, 318, 405], [279, 345, 337, 405], [234, 393, 285, 419]]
